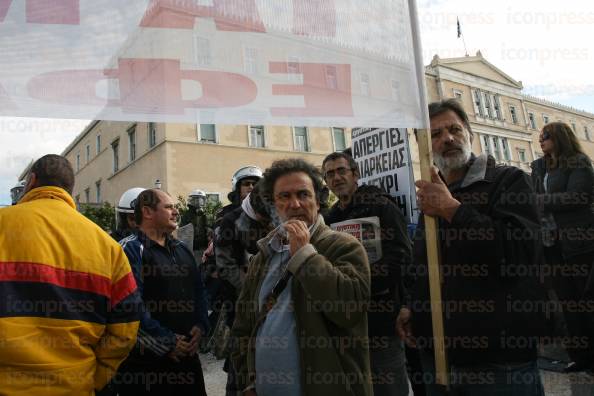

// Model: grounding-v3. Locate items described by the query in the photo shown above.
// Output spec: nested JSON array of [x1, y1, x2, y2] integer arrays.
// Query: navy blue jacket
[[120, 230, 209, 358]]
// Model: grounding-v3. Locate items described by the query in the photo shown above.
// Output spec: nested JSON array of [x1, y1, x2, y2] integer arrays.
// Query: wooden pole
[[408, 0, 450, 387], [416, 128, 449, 387]]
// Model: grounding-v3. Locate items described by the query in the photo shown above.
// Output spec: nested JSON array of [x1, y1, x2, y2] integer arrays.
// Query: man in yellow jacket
[[0, 154, 140, 395]]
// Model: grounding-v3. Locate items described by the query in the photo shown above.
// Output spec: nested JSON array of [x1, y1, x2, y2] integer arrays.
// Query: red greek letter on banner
[[27, 59, 258, 114], [140, 0, 266, 32], [0, 0, 79, 24], [270, 62, 353, 117], [113, 59, 258, 113]]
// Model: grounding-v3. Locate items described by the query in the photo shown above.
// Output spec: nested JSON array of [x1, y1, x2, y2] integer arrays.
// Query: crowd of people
[[1, 99, 593, 396]]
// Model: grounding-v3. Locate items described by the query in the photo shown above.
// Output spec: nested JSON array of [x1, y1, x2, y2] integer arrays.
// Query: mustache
[[443, 142, 465, 150]]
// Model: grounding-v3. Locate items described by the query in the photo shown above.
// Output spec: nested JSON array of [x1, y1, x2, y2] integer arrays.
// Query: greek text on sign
[[352, 128, 417, 223]]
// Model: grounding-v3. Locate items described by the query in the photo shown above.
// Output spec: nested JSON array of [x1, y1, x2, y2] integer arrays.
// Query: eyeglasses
[[539, 131, 551, 143], [324, 166, 352, 180]]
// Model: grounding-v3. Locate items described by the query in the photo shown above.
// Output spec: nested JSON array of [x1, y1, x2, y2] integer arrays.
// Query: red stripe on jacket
[[111, 272, 137, 308], [0, 261, 111, 298]]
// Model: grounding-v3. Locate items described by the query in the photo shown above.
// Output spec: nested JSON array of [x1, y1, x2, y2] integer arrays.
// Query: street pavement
[[201, 345, 594, 396]]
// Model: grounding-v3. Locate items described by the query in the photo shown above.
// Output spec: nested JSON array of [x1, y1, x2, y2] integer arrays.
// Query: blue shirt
[[254, 236, 302, 396]]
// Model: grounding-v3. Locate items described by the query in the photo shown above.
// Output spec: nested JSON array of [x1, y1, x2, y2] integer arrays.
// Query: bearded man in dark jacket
[[323, 151, 412, 396], [397, 99, 547, 396]]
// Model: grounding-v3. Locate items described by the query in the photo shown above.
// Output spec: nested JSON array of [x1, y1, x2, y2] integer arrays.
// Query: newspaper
[[330, 216, 382, 263]]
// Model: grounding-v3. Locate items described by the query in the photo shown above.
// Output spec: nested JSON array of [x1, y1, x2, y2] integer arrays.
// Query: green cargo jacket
[[230, 215, 372, 396]]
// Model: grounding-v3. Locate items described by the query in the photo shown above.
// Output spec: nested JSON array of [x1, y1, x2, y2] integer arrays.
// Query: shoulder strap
[[261, 270, 293, 314]]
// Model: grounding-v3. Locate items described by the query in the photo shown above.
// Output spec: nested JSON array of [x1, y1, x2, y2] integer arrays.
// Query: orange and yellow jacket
[[0, 187, 140, 395]]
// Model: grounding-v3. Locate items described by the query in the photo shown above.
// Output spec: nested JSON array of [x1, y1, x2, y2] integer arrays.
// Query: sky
[[1, 0, 593, 205]]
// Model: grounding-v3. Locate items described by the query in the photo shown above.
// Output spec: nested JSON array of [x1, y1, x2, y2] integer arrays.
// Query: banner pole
[[407, 0, 449, 388]]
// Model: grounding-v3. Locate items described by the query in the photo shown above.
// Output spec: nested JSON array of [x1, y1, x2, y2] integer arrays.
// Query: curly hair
[[260, 158, 324, 205]]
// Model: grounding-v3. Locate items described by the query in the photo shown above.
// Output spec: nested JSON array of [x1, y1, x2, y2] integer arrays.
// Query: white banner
[[351, 128, 419, 224], [0, 0, 427, 128]]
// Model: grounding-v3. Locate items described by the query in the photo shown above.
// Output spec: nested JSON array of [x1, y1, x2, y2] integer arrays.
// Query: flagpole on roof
[[457, 17, 469, 56]]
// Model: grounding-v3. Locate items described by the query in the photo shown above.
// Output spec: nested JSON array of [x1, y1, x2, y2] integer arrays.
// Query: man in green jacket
[[231, 158, 372, 396]]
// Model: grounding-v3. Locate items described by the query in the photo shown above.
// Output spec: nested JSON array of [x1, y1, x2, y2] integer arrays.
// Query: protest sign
[[351, 127, 419, 224]]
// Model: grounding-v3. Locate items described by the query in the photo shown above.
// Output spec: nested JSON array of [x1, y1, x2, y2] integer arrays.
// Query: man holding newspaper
[[323, 151, 412, 396]]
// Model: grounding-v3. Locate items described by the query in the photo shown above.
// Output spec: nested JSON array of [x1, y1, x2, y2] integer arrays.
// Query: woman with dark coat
[[531, 121, 594, 372]]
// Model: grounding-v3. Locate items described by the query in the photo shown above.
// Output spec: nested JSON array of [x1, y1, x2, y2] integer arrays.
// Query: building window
[[206, 193, 220, 204], [509, 105, 518, 124], [249, 125, 265, 148], [472, 89, 484, 117], [96, 134, 101, 154], [194, 36, 211, 66], [84, 188, 90, 203], [95, 181, 101, 203], [198, 124, 217, 143], [502, 138, 511, 161], [359, 72, 370, 96], [112, 139, 120, 172], [483, 92, 493, 118], [492, 95, 502, 120], [585, 126, 591, 141], [243, 47, 258, 74], [76, 153, 80, 172], [332, 127, 347, 151], [453, 89, 463, 100], [325, 65, 338, 89], [391, 80, 400, 101], [128, 124, 136, 162], [482, 135, 493, 157], [571, 122, 577, 133], [518, 149, 527, 163], [528, 113, 536, 129], [293, 127, 310, 152], [492, 136, 501, 160], [148, 122, 157, 148], [543, 114, 549, 124], [483, 135, 510, 161], [86, 144, 90, 163]]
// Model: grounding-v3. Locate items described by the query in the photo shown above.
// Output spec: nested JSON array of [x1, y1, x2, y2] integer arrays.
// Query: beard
[[434, 143, 472, 176]]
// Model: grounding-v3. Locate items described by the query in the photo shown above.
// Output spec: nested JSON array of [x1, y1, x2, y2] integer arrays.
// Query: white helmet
[[188, 189, 207, 208], [231, 166, 263, 191], [117, 187, 146, 214], [188, 189, 206, 199]]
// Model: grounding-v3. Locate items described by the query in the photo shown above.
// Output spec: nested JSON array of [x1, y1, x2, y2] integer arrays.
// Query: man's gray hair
[[428, 99, 473, 140]]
